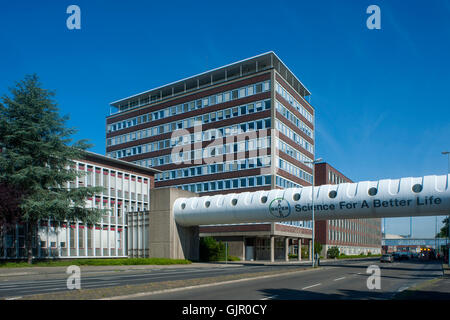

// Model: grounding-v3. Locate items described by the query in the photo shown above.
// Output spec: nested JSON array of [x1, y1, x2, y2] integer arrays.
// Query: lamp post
[[303, 157, 323, 268], [442, 151, 450, 266]]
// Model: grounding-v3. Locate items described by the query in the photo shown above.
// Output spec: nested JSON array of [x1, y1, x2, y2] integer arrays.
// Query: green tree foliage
[[314, 242, 323, 255], [199, 237, 226, 262], [327, 246, 340, 259], [0, 74, 106, 263], [436, 217, 449, 238]]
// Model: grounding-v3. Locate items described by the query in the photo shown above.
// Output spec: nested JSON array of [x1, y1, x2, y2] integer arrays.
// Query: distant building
[[314, 162, 382, 256]]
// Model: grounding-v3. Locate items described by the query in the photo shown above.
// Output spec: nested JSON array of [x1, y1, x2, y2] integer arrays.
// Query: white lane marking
[[302, 283, 321, 290], [5, 296, 22, 300], [397, 286, 410, 292], [333, 277, 346, 281], [261, 295, 278, 300]]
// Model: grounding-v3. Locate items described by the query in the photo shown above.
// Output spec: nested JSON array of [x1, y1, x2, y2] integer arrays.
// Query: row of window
[[275, 138, 313, 169], [275, 175, 302, 189], [329, 219, 380, 232], [171, 137, 271, 164], [276, 100, 313, 138], [171, 175, 272, 194], [280, 220, 312, 229], [275, 120, 314, 154], [110, 117, 272, 160], [275, 81, 313, 123], [328, 229, 379, 245], [108, 80, 271, 132], [329, 171, 347, 184], [276, 157, 313, 184], [154, 156, 271, 182], [107, 98, 271, 149]]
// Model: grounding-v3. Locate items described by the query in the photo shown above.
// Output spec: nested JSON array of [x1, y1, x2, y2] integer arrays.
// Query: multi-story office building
[[106, 52, 316, 261], [0, 151, 158, 259], [314, 162, 382, 256]]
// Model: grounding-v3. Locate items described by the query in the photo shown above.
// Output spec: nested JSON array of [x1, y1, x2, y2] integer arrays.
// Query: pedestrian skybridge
[[174, 174, 450, 226]]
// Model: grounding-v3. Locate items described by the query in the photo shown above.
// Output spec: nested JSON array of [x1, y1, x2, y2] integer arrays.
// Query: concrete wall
[[148, 188, 199, 261]]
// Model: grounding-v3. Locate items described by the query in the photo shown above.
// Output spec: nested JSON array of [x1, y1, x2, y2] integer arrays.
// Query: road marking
[[302, 283, 321, 290], [397, 286, 410, 292], [261, 295, 278, 300], [5, 296, 22, 300], [333, 277, 346, 281]]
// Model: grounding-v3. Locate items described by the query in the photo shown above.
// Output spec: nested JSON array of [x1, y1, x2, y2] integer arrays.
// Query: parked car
[[380, 254, 394, 263], [398, 252, 410, 260]]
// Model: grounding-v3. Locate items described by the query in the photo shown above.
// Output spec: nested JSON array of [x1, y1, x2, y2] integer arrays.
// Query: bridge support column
[[297, 238, 302, 261], [148, 188, 199, 261], [270, 235, 275, 262], [285, 237, 289, 262], [309, 240, 312, 261]]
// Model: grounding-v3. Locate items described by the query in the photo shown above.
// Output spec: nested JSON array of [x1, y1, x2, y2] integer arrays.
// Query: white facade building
[[0, 152, 158, 259]]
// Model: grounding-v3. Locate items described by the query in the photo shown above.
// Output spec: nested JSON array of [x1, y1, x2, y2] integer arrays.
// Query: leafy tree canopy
[[0, 74, 106, 228]]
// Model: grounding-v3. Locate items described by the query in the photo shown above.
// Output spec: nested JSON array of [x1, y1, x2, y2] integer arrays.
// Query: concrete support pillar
[[148, 188, 199, 260], [309, 239, 312, 261], [285, 237, 289, 262], [270, 236, 275, 262], [298, 238, 302, 261]]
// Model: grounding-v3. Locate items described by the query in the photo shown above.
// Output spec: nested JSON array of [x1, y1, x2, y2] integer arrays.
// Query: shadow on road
[[259, 288, 386, 300]]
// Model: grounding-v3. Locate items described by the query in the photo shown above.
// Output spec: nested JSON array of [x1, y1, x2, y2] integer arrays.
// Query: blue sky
[[1, 0, 449, 237]]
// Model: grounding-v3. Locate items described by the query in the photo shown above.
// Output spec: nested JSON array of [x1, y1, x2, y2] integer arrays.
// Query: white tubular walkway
[[173, 174, 450, 226]]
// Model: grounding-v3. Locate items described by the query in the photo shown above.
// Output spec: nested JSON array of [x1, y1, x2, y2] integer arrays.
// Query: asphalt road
[[0, 259, 443, 299], [0, 263, 305, 299], [130, 259, 444, 300]]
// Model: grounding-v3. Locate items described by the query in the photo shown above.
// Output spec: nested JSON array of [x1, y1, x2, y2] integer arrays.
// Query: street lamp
[[442, 151, 450, 266], [303, 157, 323, 268]]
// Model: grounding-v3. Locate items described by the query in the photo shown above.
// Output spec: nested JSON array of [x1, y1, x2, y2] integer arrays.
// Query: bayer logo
[[269, 198, 291, 218]]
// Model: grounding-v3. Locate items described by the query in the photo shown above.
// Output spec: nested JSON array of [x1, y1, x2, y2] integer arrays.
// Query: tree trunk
[[26, 221, 35, 264]]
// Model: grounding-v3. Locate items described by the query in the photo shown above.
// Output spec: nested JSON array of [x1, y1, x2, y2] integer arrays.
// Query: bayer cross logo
[[269, 198, 291, 218]]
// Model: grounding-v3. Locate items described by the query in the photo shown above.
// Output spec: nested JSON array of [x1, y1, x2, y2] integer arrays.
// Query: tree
[[314, 242, 323, 256], [436, 217, 449, 239], [199, 237, 225, 261], [0, 74, 106, 263], [327, 246, 340, 259]]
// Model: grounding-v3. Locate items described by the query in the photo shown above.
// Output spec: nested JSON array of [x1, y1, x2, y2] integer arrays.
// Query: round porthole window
[[412, 184, 423, 193], [261, 196, 268, 204], [368, 187, 378, 196], [231, 199, 238, 206], [181, 203, 186, 210], [329, 190, 337, 199], [205, 201, 210, 208], [293, 193, 300, 201]]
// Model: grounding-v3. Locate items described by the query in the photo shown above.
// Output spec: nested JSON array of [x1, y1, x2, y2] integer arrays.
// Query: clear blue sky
[[1, 0, 449, 237]]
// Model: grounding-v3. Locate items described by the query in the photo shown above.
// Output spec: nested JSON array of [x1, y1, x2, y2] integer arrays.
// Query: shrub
[[327, 246, 340, 259], [199, 237, 225, 262]]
